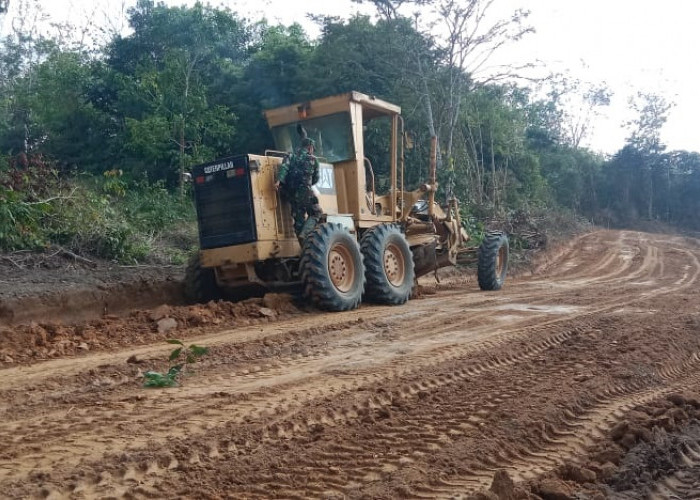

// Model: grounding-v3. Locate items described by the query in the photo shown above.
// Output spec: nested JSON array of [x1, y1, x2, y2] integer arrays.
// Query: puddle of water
[[613, 307, 657, 314], [491, 303, 583, 314], [527, 281, 573, 288], [383, 310, 425, 322], [619, 248, 636, 262], [494, 314, 523, 322]]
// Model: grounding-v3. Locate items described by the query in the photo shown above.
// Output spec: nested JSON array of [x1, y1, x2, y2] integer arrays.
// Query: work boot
[[298, 216, 319, 245]]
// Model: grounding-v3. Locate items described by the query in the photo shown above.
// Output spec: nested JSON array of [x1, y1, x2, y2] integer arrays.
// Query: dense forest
[[1, 0, 698, 262]]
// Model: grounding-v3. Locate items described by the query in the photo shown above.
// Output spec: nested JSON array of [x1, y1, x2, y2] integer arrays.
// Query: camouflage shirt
[[278, 147, 320, 191]]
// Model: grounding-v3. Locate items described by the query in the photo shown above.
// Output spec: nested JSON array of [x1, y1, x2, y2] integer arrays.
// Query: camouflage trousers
[[287, 187, 322, 242]]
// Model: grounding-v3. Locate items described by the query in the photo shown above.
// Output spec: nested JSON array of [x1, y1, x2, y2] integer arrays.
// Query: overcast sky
[[3, 0, 698, 155]]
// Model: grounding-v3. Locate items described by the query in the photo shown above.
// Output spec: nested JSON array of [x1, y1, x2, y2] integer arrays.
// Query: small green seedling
[[143, 339, 209, 388]]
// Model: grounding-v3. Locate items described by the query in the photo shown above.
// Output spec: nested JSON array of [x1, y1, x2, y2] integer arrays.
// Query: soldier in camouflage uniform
[[275, 137, 323, 243]]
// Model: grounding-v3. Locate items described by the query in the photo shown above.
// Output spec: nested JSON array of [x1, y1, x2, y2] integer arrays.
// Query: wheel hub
[[496, 245, 506, 276], [328, 243, 355, 293], [383, 243, 405, 287]]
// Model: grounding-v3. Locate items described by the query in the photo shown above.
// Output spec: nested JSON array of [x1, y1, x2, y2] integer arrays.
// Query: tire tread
[[477, 232, 509, 291], [360, 223, 415, 305], [299, 223, 365, 311], [184, 254, 221, 303]]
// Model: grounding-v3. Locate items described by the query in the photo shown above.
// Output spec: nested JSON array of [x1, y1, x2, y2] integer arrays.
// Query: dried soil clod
[[156, 317, 178, 334], [535, 478, 574, 500], [489, 469, 515, 499]]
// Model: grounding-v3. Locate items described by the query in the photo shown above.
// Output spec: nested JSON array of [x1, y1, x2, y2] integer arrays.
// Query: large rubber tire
[[184, 254, 222, 303], [299, 223, 365, 311], [477, 232, 509, 291], [360, 223, 415, 305]]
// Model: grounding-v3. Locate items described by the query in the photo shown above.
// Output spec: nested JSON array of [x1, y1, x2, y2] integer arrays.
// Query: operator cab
[[270, 112, 354, 164], [264, 91, 403, 227]]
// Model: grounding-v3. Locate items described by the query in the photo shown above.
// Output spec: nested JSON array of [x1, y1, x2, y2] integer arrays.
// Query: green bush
[[0, 155, 196, 263], [460, 206, 486, 246], [0, 186, 53, 250]]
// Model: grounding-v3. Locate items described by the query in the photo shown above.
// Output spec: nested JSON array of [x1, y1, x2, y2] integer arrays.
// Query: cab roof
[[264, 91, 401, 128]]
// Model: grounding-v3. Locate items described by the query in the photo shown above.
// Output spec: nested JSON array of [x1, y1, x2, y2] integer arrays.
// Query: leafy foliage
[[143, 339, 210, 388], [0, 153, 194, 261], [0, 0, 698, 258], [0, 154, 58, 250]]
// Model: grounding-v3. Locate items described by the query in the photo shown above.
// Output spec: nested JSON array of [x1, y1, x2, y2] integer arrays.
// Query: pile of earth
[[0, 251, 186, 326], [0, 293, 300, 366], [470, 391, 700, 499]]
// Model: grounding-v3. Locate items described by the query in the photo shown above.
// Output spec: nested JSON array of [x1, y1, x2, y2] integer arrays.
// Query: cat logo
[[315, 163, 336, 195]]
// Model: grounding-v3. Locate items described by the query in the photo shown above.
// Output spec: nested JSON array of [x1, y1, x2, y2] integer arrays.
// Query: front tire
[[361, 223, 415, 305], [299, 223, 365, 311], [477, 232, 509, 291]]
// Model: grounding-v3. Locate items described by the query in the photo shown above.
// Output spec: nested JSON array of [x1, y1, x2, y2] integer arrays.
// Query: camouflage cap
[[301, 137, 315, 148]]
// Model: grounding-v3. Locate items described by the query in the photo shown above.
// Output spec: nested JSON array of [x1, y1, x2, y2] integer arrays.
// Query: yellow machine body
[[192, 91, 475, 292]]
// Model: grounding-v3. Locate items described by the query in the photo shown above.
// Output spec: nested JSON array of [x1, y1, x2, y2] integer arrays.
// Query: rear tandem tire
[[299, 223, 365, 311], [477, 232, 509, 291], [184, 254, 222, 303], [361, 223, 415, 305]]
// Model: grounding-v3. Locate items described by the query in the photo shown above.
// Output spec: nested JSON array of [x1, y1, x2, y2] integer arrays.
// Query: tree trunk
[[647, 169, 653, 220], [417, 55, 437, 139], [501, 157, 509, 209], [179, 116, 185, 199], [490, 127, 496, 208]]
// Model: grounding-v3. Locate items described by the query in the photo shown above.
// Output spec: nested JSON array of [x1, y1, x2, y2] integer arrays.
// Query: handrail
[[265, 149, 289, 157], [364, 157, 377, 215], [399, 115, 405, 219], [428, 136, 438, 217]]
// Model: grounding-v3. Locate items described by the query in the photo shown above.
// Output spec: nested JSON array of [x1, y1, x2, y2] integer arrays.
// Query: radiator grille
[[192, 155, 256, 249]]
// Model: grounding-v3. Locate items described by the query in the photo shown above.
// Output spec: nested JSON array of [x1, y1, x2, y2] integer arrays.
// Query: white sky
[[3, 0, 699, 155]]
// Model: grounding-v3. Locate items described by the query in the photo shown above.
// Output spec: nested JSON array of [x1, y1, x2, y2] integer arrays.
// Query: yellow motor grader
[[186, 91, 509, 311]]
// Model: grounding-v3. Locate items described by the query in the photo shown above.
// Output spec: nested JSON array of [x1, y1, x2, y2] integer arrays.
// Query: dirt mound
[[585, 393, 700, 497], [469, 392, 700, 500], [0, 293, 301, 366], [0, 278, 185, 326], [0, 251, 187, 326]]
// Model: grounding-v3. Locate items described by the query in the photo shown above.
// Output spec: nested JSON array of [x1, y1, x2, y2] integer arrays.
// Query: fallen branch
[[119, 264, 180, 269], [22, 187, 77, 206], [1, 256, 23, 269], [50, 246, 96, 267]]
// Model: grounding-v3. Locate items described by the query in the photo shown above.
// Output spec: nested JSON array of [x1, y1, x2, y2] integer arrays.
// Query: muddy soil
[[1, 229, 700, 499]]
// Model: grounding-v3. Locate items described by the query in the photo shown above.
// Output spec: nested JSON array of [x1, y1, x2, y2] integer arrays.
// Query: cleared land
[[1, 230, 700, 498]]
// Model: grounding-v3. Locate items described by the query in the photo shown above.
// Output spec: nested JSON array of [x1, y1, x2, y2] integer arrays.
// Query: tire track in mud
[[307, 348, 700, 499], [2, 230, 700, 498], [30, 327, 583, 498], [533, 231, 659, 288], [0, 310, 583, 485], [50, 312, 700, 499], [268, 351, 700, 499], [540, 230, 634, 281], [23, 312, 700, 496], [437, 355, 700, 497], [2, 263, 695, 491]]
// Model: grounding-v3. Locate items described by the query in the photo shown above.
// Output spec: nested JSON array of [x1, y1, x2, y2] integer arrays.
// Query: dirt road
[[2, 229, 700, 499]]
